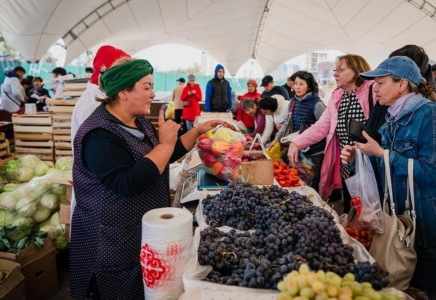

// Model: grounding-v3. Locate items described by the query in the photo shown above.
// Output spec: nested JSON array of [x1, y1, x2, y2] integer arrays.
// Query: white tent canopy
[[1, 0, 436, 74]]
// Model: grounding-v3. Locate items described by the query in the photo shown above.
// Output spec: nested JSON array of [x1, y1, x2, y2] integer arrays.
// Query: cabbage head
[[4, 160, 19, 178], [0, 193, 18, 211], [50, 211, 61, 226], [0, 209, 13, 227], [0, 183, 20, 193], [12, 217, 31, 227], [18, 155, 40, 169], [40, 194, 59, 210], [52, 184, 66, 196], [45, 168, 56, 174], [11, 186, 32, 200], [55, 157, 73, 171], [15, 167, 34, 183], [15, 197, 37, 217], [31, 180, 53, 198], [34, 161, 49, 177], [33, 206, 51, 223]]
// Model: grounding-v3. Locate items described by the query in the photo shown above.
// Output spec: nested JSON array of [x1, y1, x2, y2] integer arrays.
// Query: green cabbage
[[15, 197, 37, 217], [50, 211, 61, 226], [11, 186, 32, 200], [52, 184, 66, 196], [34, 161, 49, 177], [18, 155, 40, 169], [3, 160, 19, 178], [0, 209, 13, 227], [31, 180, 53, 198], [55, 157, 73, 171], [12, 217, 31, 227], [0, 193, 18, 211], [15, 167, 34, 183], [40, 194, 59, 210], [40, 212, 65, 239], [0, 183, 20, 193], [45, 168, 56, 174], [33, 206, 51, 223]]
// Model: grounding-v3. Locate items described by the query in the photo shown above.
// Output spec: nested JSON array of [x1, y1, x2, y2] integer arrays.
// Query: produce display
[[3, 155, 54, 183], [0, 224, 47, 253], [199, 181, 389, 291], [277, 264, 397, 300], [274, 161, 301, 187], [244, 134, 262, 150], [197, 127, 245, 181]]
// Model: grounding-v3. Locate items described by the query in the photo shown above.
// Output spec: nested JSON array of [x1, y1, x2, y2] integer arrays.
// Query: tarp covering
[[0, 0, 435, 74]]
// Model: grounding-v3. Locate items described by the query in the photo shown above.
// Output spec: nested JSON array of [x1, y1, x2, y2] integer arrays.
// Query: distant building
[[317, 61, 336, 86], [200, 52, 217, 76], [271, 63, 299, 82]]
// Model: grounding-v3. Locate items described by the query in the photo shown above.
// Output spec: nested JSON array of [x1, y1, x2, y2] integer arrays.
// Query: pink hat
[[247, 79, 258, 88]]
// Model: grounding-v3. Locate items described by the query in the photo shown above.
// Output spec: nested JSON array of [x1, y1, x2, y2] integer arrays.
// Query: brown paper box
[[241, 150, 274, 185], [0, 238, 58, 300], [64, 224, 70, 243], [60, 203, 71, 224], [0, 260, 26, 300]]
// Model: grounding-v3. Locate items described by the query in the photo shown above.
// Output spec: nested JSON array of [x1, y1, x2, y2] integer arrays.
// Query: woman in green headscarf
[[70, 57, 226, 300]]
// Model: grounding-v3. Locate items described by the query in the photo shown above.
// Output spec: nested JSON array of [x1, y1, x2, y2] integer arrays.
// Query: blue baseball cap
[[360, 56, 421, 85]]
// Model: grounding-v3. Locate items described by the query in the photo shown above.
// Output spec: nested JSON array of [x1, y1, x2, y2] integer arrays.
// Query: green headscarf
[[100, 59, 154, 98]]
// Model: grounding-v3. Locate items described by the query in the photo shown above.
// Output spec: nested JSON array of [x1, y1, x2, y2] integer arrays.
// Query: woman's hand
[[195, 120, 232, 135], [341, 145, 356, 164], [158, 109, 180, 147], [276, 124, 283, 130], [287, 143, 299, 167], [355, 131, 384, 158], [268, 140, 278, 150]]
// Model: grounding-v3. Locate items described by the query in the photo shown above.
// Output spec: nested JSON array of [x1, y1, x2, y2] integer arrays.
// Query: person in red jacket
[[237, 79, 261, 133], [181, 74, 202, 131]]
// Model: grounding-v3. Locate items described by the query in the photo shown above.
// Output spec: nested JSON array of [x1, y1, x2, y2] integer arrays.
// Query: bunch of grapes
[[277, 264, 398, 300], [199, 181, 389, 291]]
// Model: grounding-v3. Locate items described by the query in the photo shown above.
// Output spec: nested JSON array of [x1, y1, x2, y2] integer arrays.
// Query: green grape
[[297, 275, 309, 289], [277, 281, 287, 292], [307, 273, 320, 285], [286, 277, 299, 296], [354, 297, 370, 300], [338, 295, 352, 300], [277, 291, 293, 300], [340, 280, 352, 288], [350, 282, 363, 295], [312, 281, 325, 294], [300, 287, 315, 298], [299, 264, 310, 275], [326, 285, 338, 297], [330, 276, 342, 288], [339, 287, 352, 297], [364, 289, 382, 300], [343, 273, 355, 282], [325, 272, 336, 279], [361, 282, 372, 290], [293, 297, 309, 300], [315, 292, 329, 300], [316, 270, 326, 283]]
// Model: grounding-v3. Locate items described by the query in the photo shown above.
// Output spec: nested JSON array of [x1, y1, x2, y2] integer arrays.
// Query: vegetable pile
[[0, 225, 47, 254], [274, 161, 301, 187]]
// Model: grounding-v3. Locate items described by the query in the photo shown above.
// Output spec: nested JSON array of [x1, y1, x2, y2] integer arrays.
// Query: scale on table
[[180, 169, 228, 204]]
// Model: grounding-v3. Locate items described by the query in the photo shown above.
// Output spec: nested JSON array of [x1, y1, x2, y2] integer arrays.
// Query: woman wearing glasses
[[287, 54, 376, 212]]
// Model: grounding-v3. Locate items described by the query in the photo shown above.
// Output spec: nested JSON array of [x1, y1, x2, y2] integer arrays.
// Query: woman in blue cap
[[341, 56, 436, 298]]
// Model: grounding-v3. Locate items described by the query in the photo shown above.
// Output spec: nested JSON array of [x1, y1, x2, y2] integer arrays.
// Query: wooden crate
[[46, 99, 77, 114], [12, 114, 54, 162], [47, 100, 76, 159]]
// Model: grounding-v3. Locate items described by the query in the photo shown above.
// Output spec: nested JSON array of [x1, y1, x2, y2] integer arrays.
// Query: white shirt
[[43, 74, 75, 99], [271, 94, 289, 125], [71, 82, 105, 142], [1, 76, 25, 112]]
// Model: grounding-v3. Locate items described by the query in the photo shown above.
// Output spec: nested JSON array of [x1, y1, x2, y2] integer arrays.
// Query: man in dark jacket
[[261, 75, 290, 100], [205, 64, 232, 112], [282, 74, 296, 99]]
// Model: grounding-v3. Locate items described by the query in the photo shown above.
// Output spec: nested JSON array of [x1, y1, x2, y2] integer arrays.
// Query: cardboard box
[[0, 238, 58, 300], [0, 260, 26, 300], [241, 151, 274, 185], [48, 178, 73, 203], [60, 202, 71, 224]]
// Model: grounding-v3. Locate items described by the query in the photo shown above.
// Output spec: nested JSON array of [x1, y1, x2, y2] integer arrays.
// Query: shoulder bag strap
[[383, 150, 396, 214], [1, 85, 22, 107], [369, 83, 374, 113], [407, 159, 416, 223]]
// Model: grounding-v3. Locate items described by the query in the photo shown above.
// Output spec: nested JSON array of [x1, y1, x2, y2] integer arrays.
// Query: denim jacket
[[376, 94, 436, 259]]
